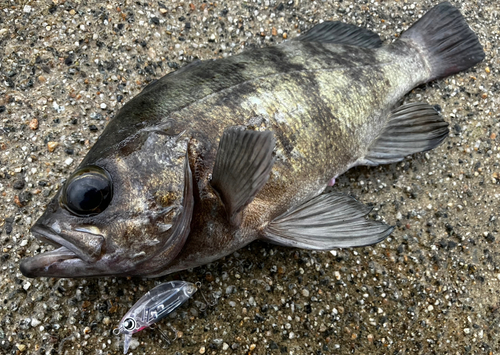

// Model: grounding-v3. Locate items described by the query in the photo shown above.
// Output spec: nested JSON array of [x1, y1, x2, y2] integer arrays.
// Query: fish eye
[[61, 166, 113, 217], [123, 318, 136, 331]]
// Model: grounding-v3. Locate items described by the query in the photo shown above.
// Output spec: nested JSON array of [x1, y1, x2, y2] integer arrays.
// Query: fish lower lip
[[19, 246, 78, 278]]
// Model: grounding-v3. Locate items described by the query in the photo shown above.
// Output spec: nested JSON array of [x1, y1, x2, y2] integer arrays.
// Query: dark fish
[[20, 2, 484, 278]]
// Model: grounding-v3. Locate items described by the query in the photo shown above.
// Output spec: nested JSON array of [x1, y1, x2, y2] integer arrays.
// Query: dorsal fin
[[296, 21, 383, 48]]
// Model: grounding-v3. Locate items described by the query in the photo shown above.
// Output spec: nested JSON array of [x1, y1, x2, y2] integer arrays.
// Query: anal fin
[[211, 127, 275, 226], [263, 192, 393, 249], [362, 103, 449, 166]]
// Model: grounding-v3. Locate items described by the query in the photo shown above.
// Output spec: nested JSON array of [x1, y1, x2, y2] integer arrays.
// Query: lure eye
[[123, 318, 136, 331], [61, 166, 112, 217]]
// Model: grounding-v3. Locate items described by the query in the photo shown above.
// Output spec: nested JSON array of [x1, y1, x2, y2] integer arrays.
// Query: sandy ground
[[1, 0, 499, 354]]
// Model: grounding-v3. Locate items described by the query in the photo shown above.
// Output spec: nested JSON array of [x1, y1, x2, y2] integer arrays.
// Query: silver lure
[[115, 280, 197, 354]]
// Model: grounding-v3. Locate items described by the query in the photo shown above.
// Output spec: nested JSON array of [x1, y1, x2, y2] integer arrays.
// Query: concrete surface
[[0, 0, 499, 354]]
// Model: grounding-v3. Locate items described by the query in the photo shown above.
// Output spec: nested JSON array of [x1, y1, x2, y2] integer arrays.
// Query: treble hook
[[195, 281, 217, 308], [150, 323, 179, 344]]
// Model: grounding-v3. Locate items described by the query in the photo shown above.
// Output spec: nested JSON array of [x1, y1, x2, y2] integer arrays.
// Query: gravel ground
[[1, 0, 499, 354]]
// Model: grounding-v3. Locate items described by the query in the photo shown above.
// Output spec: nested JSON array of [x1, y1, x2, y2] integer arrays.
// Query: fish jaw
[[30, 224, 104, 263], [20, 205, 135, 278], [19, 246, 112, 278], [20, 221, 123, 278], [20, 217, 171, 278]]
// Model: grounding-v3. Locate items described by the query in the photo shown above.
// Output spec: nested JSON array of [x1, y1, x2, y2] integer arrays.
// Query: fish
[[20, 2, 484, 278]]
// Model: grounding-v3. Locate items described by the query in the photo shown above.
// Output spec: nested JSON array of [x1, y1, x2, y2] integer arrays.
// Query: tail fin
[[400, 2, 485, 81]]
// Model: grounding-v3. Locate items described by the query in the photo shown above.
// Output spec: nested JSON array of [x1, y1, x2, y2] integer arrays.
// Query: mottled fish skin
[[19, 3, 483, 278], [147, 41, 429, 276]]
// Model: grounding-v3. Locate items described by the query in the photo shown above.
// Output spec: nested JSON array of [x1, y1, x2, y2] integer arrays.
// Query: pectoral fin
[[262, 192, 393, 249], [211, 127, 275, 226], [361, 103, 449, 166]]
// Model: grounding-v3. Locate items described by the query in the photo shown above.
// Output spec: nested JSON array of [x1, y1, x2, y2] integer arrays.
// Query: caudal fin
[[400, 2, 485, 81]]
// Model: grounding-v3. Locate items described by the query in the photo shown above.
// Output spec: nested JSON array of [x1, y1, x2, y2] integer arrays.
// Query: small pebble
[[222, 343, 229, 351], [16, 343, 26, 352], [128, 338, 140, 350], [64, 157, 74, 166], [31, 318, 41, 327], [13, 180, 25, 190], [102, 317, 111, 325], [29, 118, 39, 130], [199, 346, 206, 354], [301, 289, 310, 297], [47, 142, 59, 152]]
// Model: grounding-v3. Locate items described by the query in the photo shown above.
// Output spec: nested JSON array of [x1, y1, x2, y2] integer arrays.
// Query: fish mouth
[[20, 224, 108, 278], [29, 224, 104, 263]]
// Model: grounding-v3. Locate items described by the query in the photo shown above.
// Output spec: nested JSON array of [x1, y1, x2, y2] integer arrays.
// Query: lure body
[[116, 281, 197, 354]]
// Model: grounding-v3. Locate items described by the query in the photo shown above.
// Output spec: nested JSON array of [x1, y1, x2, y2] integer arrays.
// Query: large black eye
[[61, 166, 112, 216]]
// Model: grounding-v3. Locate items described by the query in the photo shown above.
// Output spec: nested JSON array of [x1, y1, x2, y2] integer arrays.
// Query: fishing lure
[[114, 280, 197, 354]]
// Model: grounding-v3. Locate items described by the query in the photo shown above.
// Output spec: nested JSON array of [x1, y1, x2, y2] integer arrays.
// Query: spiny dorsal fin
[[362, 102, 449, 166], [211, 127, 275, 226], [296, 21, 382, 48], [263, 192, 393, 249]]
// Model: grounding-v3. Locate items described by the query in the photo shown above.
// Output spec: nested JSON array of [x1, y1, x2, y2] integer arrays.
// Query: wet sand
[[0, 1, 499, 354]]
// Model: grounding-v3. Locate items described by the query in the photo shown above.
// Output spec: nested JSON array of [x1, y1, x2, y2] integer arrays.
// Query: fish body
[[20, 2, 484, 278]]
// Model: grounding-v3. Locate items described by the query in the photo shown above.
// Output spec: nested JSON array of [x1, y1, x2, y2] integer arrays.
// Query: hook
[[151, 323, 179, 344], [195, 281, 217, 307]]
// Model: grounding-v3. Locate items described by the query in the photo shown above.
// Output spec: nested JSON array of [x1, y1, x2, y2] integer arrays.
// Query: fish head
[[20, 128, 194, 278]]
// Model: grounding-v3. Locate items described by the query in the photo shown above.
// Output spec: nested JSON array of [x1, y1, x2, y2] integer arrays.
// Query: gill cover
[[133, 152, 194, 276]]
